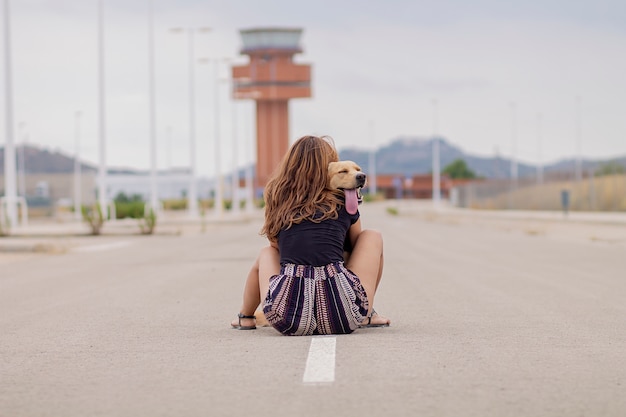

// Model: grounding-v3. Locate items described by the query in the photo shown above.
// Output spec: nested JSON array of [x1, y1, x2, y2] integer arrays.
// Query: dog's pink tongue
[[345, 189, 359, 215]]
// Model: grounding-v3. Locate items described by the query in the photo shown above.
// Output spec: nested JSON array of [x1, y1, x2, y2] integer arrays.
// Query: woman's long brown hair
[[260, 135, 342, 242]]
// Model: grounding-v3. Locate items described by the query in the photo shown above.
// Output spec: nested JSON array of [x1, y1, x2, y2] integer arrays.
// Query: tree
[[114, 192, 143, 204], [442, 159, 476, 179]]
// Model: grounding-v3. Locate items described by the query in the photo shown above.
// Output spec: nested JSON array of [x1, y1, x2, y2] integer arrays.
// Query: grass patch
[[386, 207, 399, 216]]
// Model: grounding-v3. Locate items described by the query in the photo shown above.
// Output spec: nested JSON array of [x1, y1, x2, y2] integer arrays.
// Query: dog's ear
[[328, 162, 338, 174]]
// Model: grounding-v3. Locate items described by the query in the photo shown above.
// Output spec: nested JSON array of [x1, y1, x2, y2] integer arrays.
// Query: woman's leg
[[345, 229, 390, 326], [231, 246, 280, 328]]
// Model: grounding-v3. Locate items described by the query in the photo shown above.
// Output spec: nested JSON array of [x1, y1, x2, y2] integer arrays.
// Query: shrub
[[115, 201, 145, 219], [163, 199, 187, 210], [443, 159, 477, 179], [139, 208, 157, 235], [82, 204, 104, 235], [200, 199, 214, 210], [386, 207, 399, 216]]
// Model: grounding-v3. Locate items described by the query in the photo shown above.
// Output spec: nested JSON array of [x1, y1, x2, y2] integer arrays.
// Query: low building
[[372, 174, 455, 199]]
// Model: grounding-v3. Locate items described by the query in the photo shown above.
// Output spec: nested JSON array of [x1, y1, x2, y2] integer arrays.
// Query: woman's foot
[[231, 313, 257, 330], [360, 309, 390, 328]]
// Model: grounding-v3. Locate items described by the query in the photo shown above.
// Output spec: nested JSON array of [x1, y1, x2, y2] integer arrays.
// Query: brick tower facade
[[232, 28, 312, 189]]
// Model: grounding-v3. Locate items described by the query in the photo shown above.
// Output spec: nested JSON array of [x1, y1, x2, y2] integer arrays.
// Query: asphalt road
[[1, 202, 625, 417]]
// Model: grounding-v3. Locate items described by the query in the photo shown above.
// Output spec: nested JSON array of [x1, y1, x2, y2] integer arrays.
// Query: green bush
[[82, 204, 104, 235], [115, 201, 145, 219], [200, 199, 214, 210], [112, 192, 145, 219], [163, 199, 187, 210], [0, 215, 8, 237], [139, 208, 157, 235], [442, 159, 477, 179], [363, 192, 384, 202], [114, 192, 143, 204]]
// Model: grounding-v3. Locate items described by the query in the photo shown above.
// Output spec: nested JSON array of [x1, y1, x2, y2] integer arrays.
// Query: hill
[[1, 141, 625, 179], [0, 145, 96, 174], [339, 136, 626, 179]]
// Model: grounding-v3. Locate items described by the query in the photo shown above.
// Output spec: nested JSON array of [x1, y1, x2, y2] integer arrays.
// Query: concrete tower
[[232, 28, 311, 188]]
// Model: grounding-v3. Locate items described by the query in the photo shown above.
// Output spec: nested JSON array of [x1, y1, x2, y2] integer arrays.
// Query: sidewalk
[[0, 209, 264, 253], [391, 198, 626, 224]]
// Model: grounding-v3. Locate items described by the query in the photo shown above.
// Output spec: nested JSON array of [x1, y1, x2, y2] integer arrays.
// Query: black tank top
[[278, 206, 360, 267]]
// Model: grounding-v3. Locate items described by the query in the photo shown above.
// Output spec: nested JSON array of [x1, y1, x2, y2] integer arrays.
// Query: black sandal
[[231, 313, 257, 330], [359, 309, 390, 328]]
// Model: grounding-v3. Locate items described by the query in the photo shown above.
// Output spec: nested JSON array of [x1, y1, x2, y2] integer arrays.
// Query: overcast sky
[[2, 0, 625, 177]]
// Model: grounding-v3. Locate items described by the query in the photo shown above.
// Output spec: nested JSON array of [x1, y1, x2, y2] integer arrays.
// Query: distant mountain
[[2, 141, 625, 179], [0, 146, 155, 175], [0, 145, 96, 174], [339, 136, 626, 179]]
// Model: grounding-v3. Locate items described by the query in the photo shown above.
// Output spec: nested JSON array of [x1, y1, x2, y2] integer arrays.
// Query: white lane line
[[303, 336, 336, 384], [73, 241, 132, 253]]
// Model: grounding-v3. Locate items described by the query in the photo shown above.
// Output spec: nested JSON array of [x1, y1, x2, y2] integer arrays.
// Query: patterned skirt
[[262, 262, 369, 336]]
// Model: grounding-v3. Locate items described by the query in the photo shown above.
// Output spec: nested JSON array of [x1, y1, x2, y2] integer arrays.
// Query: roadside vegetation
[[442, 159, 478, 179]]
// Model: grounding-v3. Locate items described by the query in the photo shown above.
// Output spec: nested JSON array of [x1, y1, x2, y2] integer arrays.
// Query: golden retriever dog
[[254, 161, 366, 327], [328, 160, 366, 214]]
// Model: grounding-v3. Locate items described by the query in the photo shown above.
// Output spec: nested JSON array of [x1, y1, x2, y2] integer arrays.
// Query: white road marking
[[73, 241, 132, 253], [303, 336, 336, 384]]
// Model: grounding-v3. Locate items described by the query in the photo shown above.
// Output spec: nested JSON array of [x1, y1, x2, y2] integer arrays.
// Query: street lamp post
[[537, 112, 543, 185], [230, 78, 266, 217], [230, 93, 240, 216], [575, 96, 582, 183], [2, 0, 18, 228], [244, 102, 255, 214], [97, 0, 108, 218], [186, 28, 197, 217], [368, 120, 377, 197], [510, 102, 518, 185], [212, 58, 228, 219], [147, 0, 158, 215], [165, 126, 172, 170], [227, 76, 258, 217], [233, 89, 260, 214], [170, 27, 210, 218], [432, 99, 441, 209], [17, 122, 26, 199], [74, 111, 82, 221]]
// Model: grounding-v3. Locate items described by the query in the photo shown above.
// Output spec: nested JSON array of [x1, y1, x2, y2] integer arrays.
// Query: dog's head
[[328, 160, 366, 215]]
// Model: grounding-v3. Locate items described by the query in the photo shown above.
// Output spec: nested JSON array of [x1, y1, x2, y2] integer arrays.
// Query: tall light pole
[[575, 95, 582, 183], [213, 58, 225, 219], [368, 119, 377, 196], [230, 91, 240, 215], [432, 99, 441, 209], [536, 112, 543, 185], [74, 111, 82, 221], [3, 0, 18, 228], [233, 89, 260, 214], [17, 122, 26, 198], [97, 0, 108, 217], [147, 0, 158, 214], [165, 126, 172, 170], [510, 101, 518, 185], [170, 27, 210, 218], [232, 82, 261, 214], [244, 100, 255, 214]]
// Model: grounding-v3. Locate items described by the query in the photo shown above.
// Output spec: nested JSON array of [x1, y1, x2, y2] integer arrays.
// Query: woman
[[231, 135, 390, 335]]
